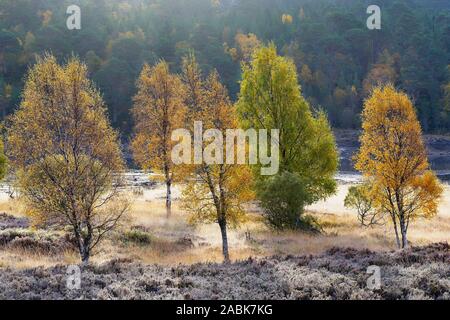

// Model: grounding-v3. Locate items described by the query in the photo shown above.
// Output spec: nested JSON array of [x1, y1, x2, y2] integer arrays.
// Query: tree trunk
[[77, 236, 91, 265], [401, 228, 408, 248], [394, 225, 401, 249], [166, 179, 172, 218], [392, 216, 401, 249], [219, 219, 230, 263], [74, 225, 91, 265], [74, 226, 87, 264], [75, 241, 90, 265], [81, 249, 90, 265], [400, 219, 408, 249]]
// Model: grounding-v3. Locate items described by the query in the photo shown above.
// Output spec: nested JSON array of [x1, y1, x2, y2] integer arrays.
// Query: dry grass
[[0, 197, 27, 218], [1, 183, 449, 269], [0, 248, 79, 269]]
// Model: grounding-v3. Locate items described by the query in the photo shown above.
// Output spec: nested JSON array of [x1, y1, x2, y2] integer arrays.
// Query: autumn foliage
[[355, 85, 443, 248], [7, 55, 127, 263], [132, 61, 187, 216], [179, 56, 253, 262]]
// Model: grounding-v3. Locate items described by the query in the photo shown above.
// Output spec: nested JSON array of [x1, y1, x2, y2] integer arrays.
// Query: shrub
[[0, 229, 33, 246], [257, 172, 319, 231], [344, 184, 383, 227], [296, 214, 323, 234], [0, 213, 29, 230], [0, 229, 75, 254], [121, 230, 153, 246]]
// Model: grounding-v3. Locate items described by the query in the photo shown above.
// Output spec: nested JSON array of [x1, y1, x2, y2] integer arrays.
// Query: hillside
[[1, 0, 450, 133]]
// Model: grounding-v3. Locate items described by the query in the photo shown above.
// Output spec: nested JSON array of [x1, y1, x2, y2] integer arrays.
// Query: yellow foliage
[[7, 55, 127, 262], [178, 61, 254, 261], [132, 61, 186, 181], [181, 71, 254, 226], [362, 50, 398, 96], [39, 10, 52, 27], [333, 87, 348, 107], [300, 64, 313, 83], [355, 85, 443, 247], [181, 53, 206, 124], [225, 32, 261, 63], [282, 14, 293, 24]]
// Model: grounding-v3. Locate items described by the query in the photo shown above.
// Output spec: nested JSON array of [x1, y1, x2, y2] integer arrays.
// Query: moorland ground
[[1, 130, 450, 299], [0, 181, 449, 299], [0, 182, 449, 268], [1, 242, 448, 300]]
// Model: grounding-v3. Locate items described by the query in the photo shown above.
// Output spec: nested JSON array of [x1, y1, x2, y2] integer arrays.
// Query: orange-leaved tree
[[7, 54, 128, 264], [181, 53, 205, 125], [178, 61, 253, 262], [354, 85, 443, 248], [225, 32, 261, 64], [132, 61, 186, 217]]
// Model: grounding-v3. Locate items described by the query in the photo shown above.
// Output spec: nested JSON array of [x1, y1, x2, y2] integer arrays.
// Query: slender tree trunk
[[74, 224, 91, 265], [219, 218, 230, 263], [77, 235, 91, 265], [81, 248, 90, 265], [400, 217, 408, 249], [166, 179, 172, 217], [76, 240, 90, 265], [401, 228, 408, 248], [392, 215, 401, 249], [164, 162, 172, 218], [74, 226, 86, 264]]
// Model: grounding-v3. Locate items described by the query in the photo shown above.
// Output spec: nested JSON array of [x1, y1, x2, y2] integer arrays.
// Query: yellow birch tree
[[7, 55, 127, 264], [179, 67, 253, 263], [355, 85, 443, 248], [132, 61, 186, 217]]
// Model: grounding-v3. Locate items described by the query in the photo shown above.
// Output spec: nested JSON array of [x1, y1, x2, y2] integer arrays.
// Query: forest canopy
[[1, 0, 450, 134]]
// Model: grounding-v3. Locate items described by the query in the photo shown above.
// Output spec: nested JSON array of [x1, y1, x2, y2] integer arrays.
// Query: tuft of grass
[[296, 214, 323, 234], [121, 230, 153, 246]]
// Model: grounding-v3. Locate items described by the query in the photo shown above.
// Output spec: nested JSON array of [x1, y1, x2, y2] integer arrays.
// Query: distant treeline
[[1, 0, 450, 134]]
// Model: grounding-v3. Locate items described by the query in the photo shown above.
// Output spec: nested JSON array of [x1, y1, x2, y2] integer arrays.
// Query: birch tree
[[7, 55, 127, 264], [179, 66, 253, 262], [355, 85, 443, 248], [132, 61, 186, 217]]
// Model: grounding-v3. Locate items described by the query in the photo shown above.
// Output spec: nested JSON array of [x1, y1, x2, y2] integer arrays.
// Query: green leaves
[[237, 44, 338, 199], [237, 44, 338, 230]]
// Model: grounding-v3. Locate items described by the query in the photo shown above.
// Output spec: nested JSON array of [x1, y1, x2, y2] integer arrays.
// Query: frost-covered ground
[[0, 243, 448, 300], [1, 166, 449, 300]]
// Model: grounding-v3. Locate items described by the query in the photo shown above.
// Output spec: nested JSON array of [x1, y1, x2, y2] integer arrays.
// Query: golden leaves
[[7, 54, 126, 231], [282, 14, 293, 25], [225, 32, 261, 63], [131, 61, 187, 178], [355, 85, 443, 224], [177, 59, 254, 227]]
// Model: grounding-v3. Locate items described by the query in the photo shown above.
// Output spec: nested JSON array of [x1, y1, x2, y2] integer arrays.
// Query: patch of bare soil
[[0, 243, 448, 300]]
